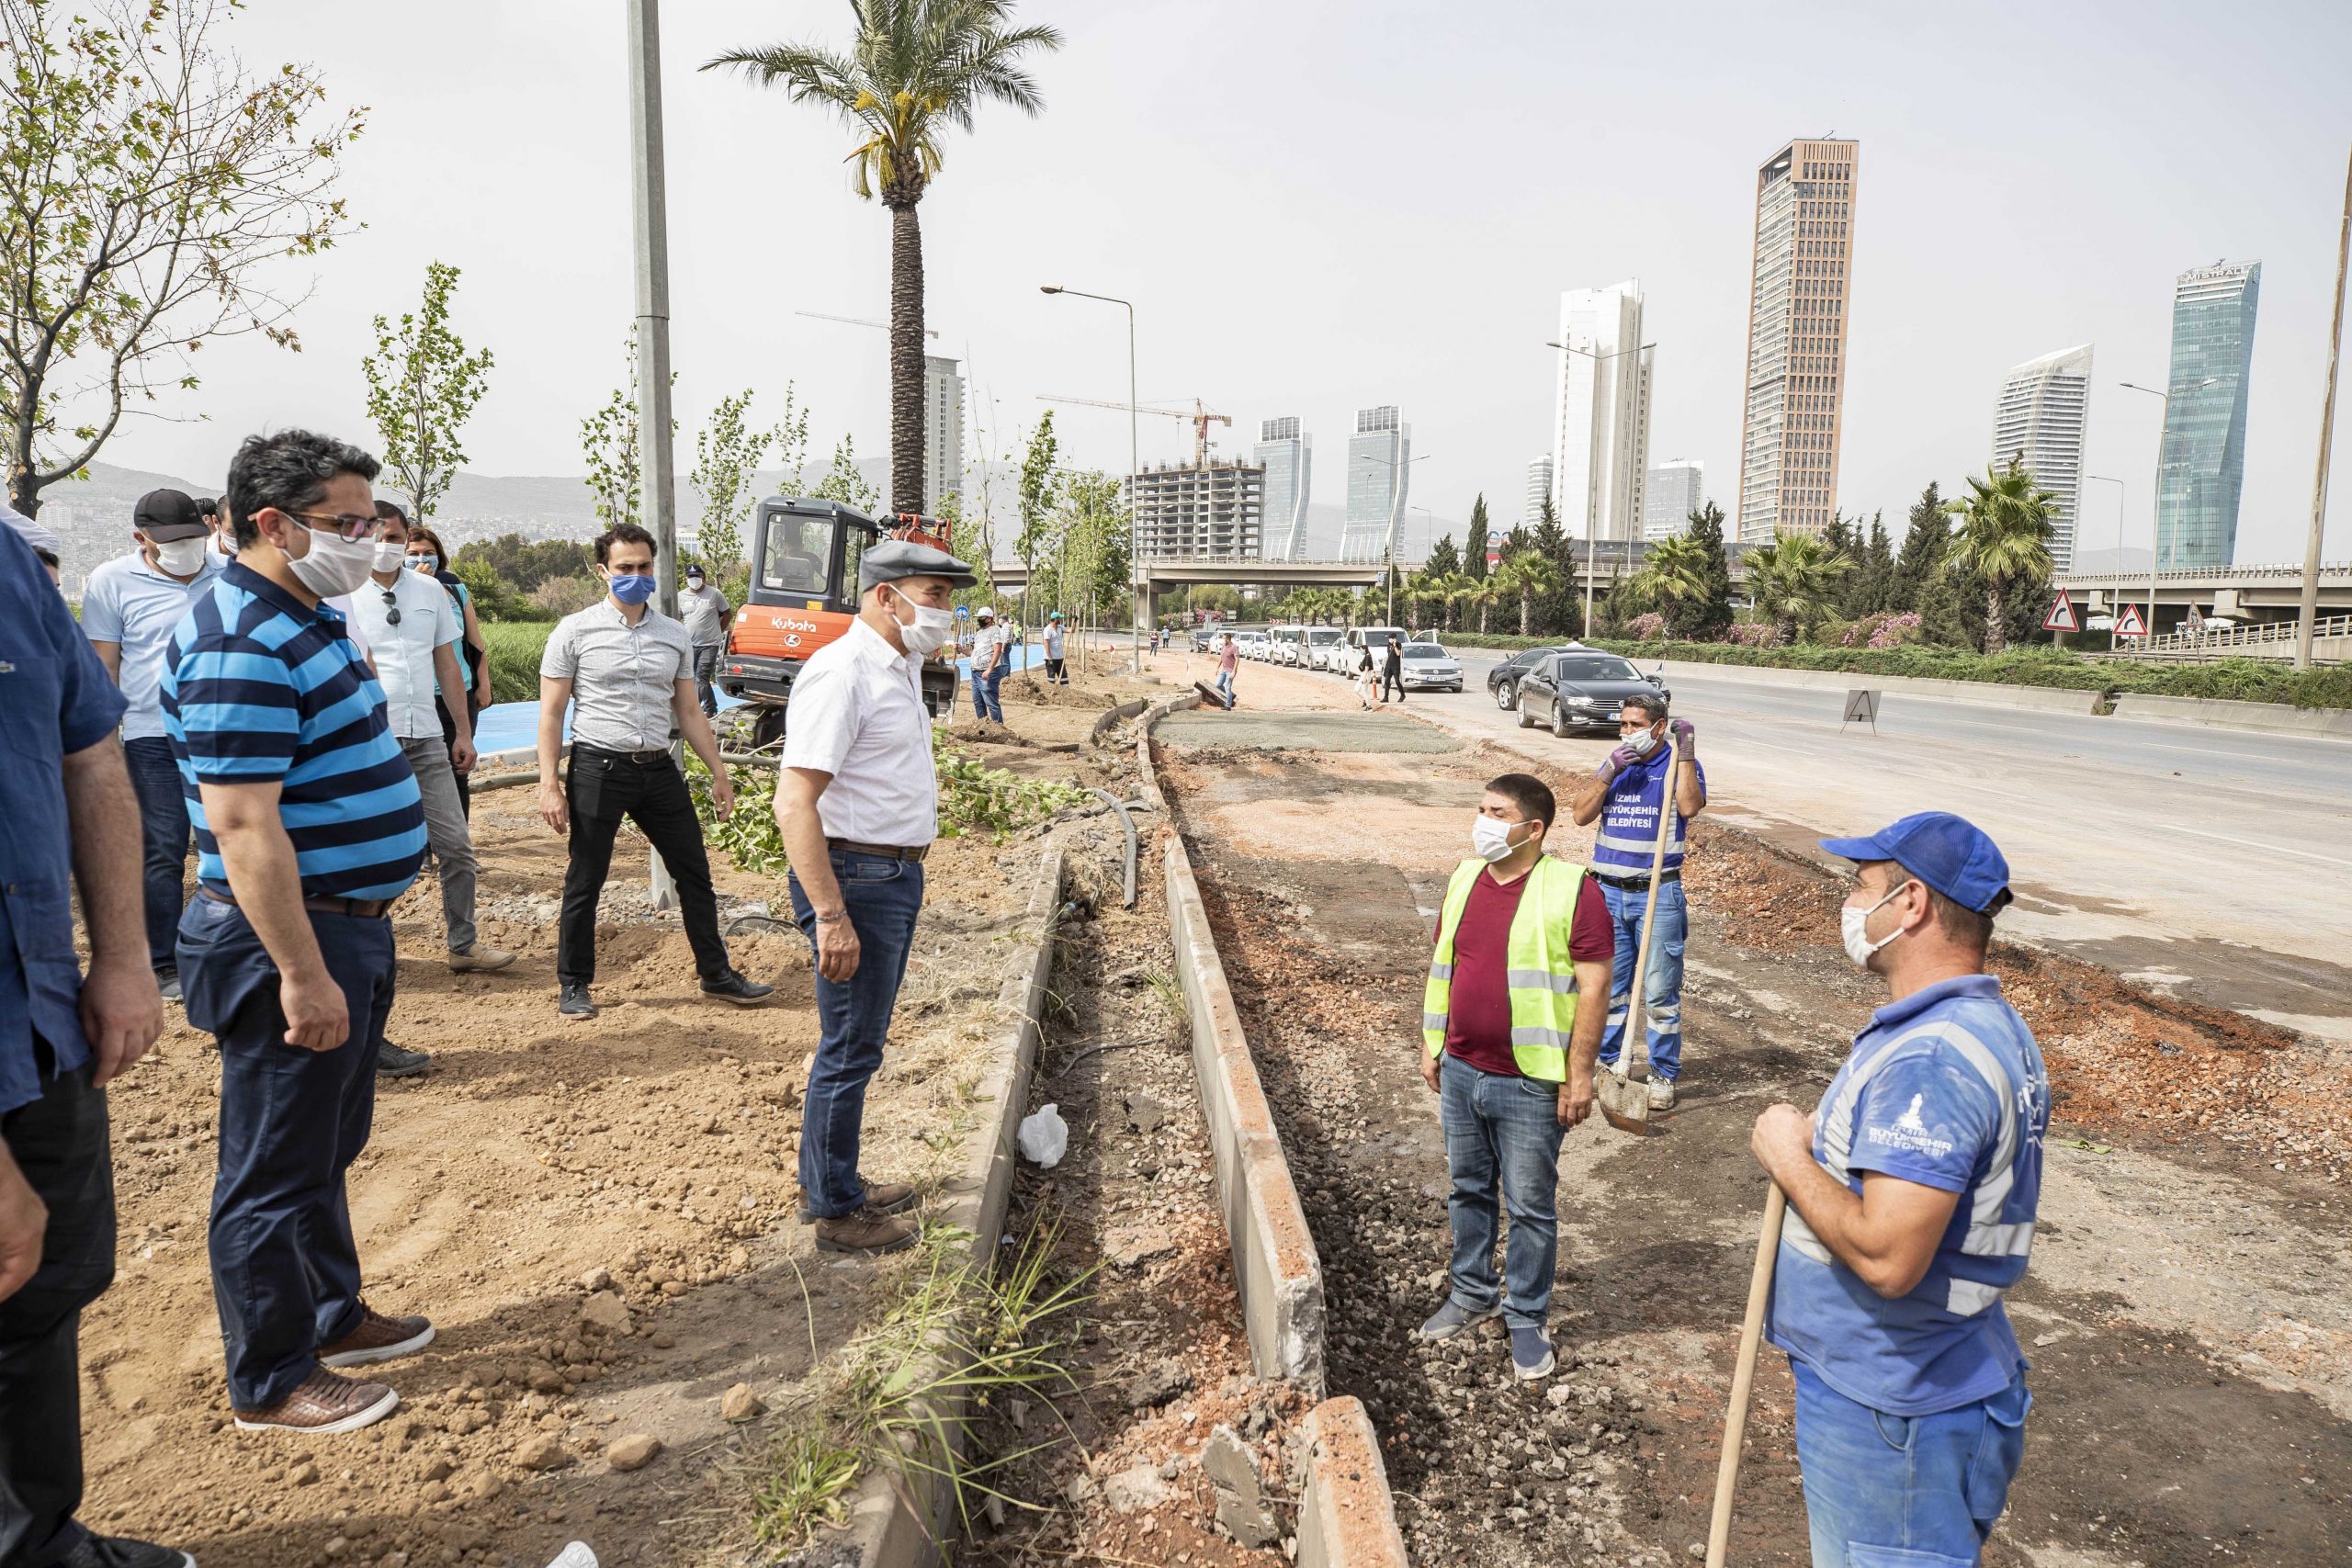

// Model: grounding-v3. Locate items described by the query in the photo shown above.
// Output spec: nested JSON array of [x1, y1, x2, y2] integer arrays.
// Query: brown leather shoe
[[320, 1305, 435, 1369], [797, 1176, 917, 1224], [812, 1204, 920, 1256], [232, 1367, 399, 1434]]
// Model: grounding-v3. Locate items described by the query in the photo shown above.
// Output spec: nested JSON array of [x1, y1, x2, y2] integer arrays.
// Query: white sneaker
[[1647, 1077, 1677, 1110]]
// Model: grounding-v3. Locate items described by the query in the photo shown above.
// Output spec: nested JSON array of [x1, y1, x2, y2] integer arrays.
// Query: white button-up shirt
[[782, 616, 937, 847], [541, 598, 693, 751], [346, 569, 461, 739]]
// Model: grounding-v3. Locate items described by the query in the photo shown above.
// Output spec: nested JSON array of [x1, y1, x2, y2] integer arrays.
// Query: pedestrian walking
[[1381, 635, 1406, 704], [1353, 645, 1378, 710], [0, 514, 183, 1567], [1414, 773, 1611, 1381], [967, 607, 1007, 725], [774, 540, 975, 1255], [536, 524, 773, 1021], [1214, 631, 1238, 706], [1749, 812, 2045, 1568], [680, 563, 733, 717], [162, 429, 438, 1437], [393, 519, 488, 817], [1044, 612, 1069, 684], [79, 488, 224, 1004], [1569, 694, 1704, 1109]]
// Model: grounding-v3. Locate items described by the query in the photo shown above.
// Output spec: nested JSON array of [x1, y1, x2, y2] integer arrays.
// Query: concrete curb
[[834, 841, 1067, 1568], [1294, 1396, 1411, 1568], [1644, 658, 2105, 715], [2109, 691, 2352, 739], [1087, 695, 1153, 747]]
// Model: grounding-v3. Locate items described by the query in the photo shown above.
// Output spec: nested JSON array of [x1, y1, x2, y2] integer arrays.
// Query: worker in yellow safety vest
[[1415, 772, 1615, 1381]]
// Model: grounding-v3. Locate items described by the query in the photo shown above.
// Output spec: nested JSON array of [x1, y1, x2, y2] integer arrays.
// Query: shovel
[[1704, 1181, 1788, 1567], [1596, 732, 1683, 1136]]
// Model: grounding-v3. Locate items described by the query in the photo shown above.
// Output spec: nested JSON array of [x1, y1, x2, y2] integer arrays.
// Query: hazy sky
[[79, 0, 2352, 565]]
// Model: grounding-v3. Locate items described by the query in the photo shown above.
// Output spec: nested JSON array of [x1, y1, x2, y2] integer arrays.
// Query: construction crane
[[1037, 394, 1232, 467], [795, 310, 940, 340]]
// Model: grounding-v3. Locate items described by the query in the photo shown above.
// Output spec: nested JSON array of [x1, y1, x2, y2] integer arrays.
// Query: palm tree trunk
[[1520, 591, 1532, 637], [888, 194, 927, 517], [1984, 581, 2007, 655]]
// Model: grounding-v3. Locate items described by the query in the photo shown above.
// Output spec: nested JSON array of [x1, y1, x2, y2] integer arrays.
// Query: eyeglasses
[[283, 510, 379, 543], [379, 588, 401, 626]]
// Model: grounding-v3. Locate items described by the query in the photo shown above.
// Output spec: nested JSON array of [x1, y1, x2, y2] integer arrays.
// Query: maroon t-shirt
[[1442, 866, 1614, 1077]]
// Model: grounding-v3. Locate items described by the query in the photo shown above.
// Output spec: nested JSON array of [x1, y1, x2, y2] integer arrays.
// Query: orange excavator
[[718, 496, 962, 749]]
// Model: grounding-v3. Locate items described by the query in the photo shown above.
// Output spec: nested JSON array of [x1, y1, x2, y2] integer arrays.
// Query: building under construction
[[1125, 457, 1266, 558]]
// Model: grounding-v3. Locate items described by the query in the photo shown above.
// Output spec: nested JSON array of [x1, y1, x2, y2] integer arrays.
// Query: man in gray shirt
[[680, 564, 733, 717], [537, 525, 773, 1020]]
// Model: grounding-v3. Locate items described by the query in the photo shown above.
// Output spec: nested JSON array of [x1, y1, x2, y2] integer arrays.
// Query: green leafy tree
[[1891, 481, 1949, 612], [1014, 412, 1060, 622], [1464, 494, 1491, 580], [707, 0, 1062, 514], [1453, 571, 1501, 635], [1855, 511, 1895, 615], [1498, 549, 1564, 637], [1424, 531, 1461, 580], [1634, 534, 1709, 628], [453, 534, 594, 593], [580, 329, 675, 528], [1680, 502, 1735, 639], [0, 0, 365, 515], [1526, 495, 1578, 635], [1747, 527, 1853, 644], [691, 385, 798, 579], [361, 261, 494, 523], [1943, 458, 2058, 654], [812, 434, 880, 512]]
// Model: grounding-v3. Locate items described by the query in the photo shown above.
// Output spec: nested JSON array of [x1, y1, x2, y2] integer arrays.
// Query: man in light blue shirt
[[1749, 812, 2047, 1567], [79, 488, 223, 1002]]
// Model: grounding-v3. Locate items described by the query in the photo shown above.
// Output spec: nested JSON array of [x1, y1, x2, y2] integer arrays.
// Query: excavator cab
[[719, 496, 962, 748]]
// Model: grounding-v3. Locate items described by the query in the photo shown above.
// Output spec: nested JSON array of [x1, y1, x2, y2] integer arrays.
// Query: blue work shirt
[[0, 522, 130, 1113], [1768, 973, 2050, 1416], [1591, 743, 1706, 877], [161, 561, 425, 902]]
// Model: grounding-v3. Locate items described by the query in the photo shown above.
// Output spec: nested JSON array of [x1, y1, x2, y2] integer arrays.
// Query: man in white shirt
[[775, 539, 972, 1256], [347, 512, 514, 1018], [1044, 612, 1068, 684], [80, 488, 225, 1001], [967, 606, 1006, 724]]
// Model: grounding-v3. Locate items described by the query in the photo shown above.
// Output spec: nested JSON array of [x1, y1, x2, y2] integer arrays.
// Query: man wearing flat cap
[[1748, 812, 2049, 1568], [774, 538, 973, 1256]]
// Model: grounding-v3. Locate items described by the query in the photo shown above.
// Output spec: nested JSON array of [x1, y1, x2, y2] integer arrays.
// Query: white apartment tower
[[1552, 280, 1653, 547], [1643, 459, 1705, 540], [1990, 345, 2093, 572], [1254, 416, 1313, 558], [1342, 405, 1410, 561], [922, 355, 966, 515], [1525, 457, 1555, 525]]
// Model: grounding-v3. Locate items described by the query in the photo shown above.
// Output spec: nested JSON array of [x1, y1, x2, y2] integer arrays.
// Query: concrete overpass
[[988, 544, 1734, 596], [2052, 560, 2352, 630]]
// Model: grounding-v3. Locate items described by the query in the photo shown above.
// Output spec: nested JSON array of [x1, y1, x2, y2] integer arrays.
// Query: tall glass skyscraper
[[2156, 261, 2260, 569], [1553, 280, 1651, 546], [1254, 416, 1312, 558], [1342, 405, 1409, 561]]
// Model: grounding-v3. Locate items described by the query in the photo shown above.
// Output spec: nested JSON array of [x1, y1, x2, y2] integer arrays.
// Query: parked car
[[1511, 651, 1668, 738], [1237, 631, 1269, 660], [1341, 626, 1408, 673], [1398, 642, 1464, 693], [1302, 626, 1346, 670], [1484, 641, 1587, 711], [1267, 626, 1305, 665]]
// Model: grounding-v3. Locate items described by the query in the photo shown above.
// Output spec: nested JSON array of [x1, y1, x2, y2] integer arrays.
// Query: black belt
[[571, 742, 675, 766], [827, 839, 930, 863], [199, 886, 393, 919], [1591, 866, 1680, 890]]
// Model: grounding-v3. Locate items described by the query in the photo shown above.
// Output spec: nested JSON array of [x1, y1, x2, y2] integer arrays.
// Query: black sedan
[[1511, 652, 1669, 738], [1486, 643, 1587, 710]]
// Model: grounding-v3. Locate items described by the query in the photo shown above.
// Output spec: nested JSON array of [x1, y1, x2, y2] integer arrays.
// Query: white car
[[1302, 626, 1346, 671], [1398, 642, 1464, 693]]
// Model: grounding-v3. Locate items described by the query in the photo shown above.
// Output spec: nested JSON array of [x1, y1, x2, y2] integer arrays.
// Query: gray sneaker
[[1510, 1324, 1556, 1381], [376, 1043, 433, 1078], [1416, 1300, 1501, 1342]]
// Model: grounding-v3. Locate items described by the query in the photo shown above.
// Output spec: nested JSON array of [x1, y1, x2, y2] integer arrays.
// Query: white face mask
[[373, 540, 408, 573], [1623, 727, 1660, 758], [153, 536, 208, 577], [284, 518, 379, 598], [1840, 883, 1909, 970], [888, 586, 954, 655], [1471, 815, 1526, 863]]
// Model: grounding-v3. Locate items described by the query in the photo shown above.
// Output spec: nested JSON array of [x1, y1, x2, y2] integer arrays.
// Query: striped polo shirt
[[161, 561, 426, 902]]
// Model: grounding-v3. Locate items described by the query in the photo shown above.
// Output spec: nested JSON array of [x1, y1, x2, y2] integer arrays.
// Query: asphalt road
[[1236, 644, 2352, 1041]]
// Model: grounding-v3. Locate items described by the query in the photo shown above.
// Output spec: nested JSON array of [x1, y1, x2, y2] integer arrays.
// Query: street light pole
[[628, 0, 681, 910], [2085, 474, 2124, 631], [1357, 452, 1431, 626], [1548, 338, 1657, 637], [2299, 141, 2351, 671], [1041, 286, 1140, 671]]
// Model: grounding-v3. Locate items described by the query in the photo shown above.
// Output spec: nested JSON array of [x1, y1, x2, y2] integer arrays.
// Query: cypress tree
[[1892, 482, 1950, 612], [1681, 502, 1735, 640], [1464, 493, 1491, 580], [1424, 532, 1461, 579]]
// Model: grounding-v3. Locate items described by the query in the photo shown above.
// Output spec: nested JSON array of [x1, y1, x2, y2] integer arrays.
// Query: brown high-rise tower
[[1736, 138, 1860, 543]]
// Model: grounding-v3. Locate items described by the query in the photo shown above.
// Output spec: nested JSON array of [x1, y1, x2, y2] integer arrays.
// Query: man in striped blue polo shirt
[[162, 430, 434, 1438], [1750, 813, 2047, 1566]]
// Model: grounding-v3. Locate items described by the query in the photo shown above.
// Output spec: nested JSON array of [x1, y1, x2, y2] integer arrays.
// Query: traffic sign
[[2041, 591, 2081, 634], [2184, 604, 2206, 635], [2113, 602, 2149, 639]]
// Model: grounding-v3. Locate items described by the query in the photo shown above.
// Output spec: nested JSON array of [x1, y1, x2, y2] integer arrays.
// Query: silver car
[[1398, 642, 1464, 693]]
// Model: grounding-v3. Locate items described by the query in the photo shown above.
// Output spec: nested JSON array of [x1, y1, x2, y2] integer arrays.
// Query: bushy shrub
[[480, 622, 552, 705], [1726, 622, 1783, 648], [1624, 612, 1668, 640], [1840, 610, 1924, 649]]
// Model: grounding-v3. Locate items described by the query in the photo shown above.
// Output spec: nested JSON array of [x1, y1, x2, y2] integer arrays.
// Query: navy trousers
[[121, 737, 191, 976], [177, 897, 393, 1411], [787, 853, 925, 1217]]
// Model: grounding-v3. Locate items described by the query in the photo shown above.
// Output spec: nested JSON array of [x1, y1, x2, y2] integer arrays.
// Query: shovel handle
[[1620, 735, 1683, 1080], [1705, 1181, 1787, 1568]]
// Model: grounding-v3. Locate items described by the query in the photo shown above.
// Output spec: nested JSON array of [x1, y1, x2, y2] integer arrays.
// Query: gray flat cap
[[860, 537, 977, 594]]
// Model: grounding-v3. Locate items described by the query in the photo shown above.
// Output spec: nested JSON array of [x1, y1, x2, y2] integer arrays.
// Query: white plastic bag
[[546, 1546, 598, 1568], [1017, 1103, 1069, 1168]]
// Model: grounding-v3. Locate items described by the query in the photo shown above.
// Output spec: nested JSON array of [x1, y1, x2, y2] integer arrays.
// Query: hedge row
[[1431, 631, 2352, 711]]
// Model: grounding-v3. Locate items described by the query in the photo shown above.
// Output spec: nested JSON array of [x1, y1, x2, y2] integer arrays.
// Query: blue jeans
[[177, 897, 394, 1410], [1599, 876, 1687, 1081], [788, 853, 926, 1217], [1438, 1052, 1566, 1332], [1214, 669, 1235, 703], [1792, 1359, 2030, 1567], [123, 736, 191, 975], [972, 662, 1006, 722]]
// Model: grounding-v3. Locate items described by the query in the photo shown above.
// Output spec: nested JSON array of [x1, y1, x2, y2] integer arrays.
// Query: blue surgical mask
[[608, 571, 657, 605]]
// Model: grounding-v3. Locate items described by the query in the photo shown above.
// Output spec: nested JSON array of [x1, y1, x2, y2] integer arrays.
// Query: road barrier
[[1295, 1397, 1412, 1568], [1645, 658, 2106, 715], [2108, 692, 2352, 739]]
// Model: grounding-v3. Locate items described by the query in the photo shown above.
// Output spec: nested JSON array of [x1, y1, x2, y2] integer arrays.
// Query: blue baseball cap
[[1819, 812, 2012, 915]]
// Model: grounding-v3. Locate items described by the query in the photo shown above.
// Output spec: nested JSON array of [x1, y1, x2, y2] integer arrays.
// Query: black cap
[[133, 489, 208, 542]]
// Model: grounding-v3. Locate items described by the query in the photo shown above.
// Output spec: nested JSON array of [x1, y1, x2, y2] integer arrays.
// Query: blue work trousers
[[122, 736, 191, 976], [1792, 1359, 2030, 1567], [1599, 876, 1687, 1081], [177, 897, 394, 1411], [971, 661, 1006, 723], [1438, 1052, 1566, 1332], [788, 853, 925, 1217]]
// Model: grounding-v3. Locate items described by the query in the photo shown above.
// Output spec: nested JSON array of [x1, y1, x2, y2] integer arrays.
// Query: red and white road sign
[[2042, 591, 2081, 633], [2113, 602, 2150, 639]]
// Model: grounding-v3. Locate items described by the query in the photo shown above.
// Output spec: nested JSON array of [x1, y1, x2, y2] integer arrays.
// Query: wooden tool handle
[[1621, 734, 1682, 1078], [1705, 1181, 1788, 1568]]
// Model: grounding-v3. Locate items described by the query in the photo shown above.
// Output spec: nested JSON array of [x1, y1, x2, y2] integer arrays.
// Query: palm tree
[[1497, 552, 1564, 637], [1634, 534, 1709, 632], [1453, 573, 1501, 636], [1746, 528, 1853, 645], [1943, 458, 2057, 653], [707, 2, 1062, 515]]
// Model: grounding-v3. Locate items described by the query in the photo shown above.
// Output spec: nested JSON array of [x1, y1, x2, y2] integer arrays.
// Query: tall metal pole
[[2299, 141, 2351, 671], [1126, 299, 1140, 675], [628, 0, 682, 909]]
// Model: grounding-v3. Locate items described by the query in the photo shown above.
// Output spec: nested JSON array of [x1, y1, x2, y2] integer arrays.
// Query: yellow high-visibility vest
[[1422, 855, 1589, 1082]]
